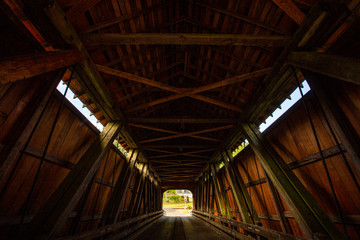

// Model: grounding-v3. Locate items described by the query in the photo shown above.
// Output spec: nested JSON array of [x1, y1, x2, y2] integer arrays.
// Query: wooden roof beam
[[154, 163, 204, 168], [0, 49, 82, 84], [189, 0, 289, 35], [66, 0, 101, 20], [150, 159, 208, 163], [287, 51, 360, 85], [81, 33, 290, 46], [149, 148, 216, 159], [126, 67, 270, 113], [138, 125, 232, 144], [129, 118, 236, 124], [80, 0, 179, 34], [144, 148, 211, 159], [272, 0, 306, 25], [129, 123, 222, 142], [96, 65, 245, 112]]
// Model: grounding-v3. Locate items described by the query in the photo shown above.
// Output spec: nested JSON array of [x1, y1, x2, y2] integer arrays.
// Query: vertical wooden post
[[210, 164, 232, 218], [206, 172, 211, 212], [133, 165, 148, 216], [199, 177, 204, 211], [126, 164, 146, 218], [264, 170, 292, 234], [242, 123, 344, 239], [100, 149, 139, 225], [222, 151, 254, 224], [26, 122, 122, 239]]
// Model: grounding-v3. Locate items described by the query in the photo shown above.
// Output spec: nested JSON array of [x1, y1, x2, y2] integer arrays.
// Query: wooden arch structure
[[0, 0, 360, 239]]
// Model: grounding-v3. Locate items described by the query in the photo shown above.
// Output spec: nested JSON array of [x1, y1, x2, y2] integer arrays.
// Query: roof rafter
[[148, 148, 216, 159], [81, 33, 291, 46], [138, 125, 233, 144], [96, 65, 245, 112], [129, 123, 223, 142], [189, 0, 289, 35], [125, 67, 270, 113], [80, 0, 179, 33]]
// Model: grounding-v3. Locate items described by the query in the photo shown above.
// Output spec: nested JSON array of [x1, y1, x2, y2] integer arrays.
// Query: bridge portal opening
[[163, 189, 193, 217]]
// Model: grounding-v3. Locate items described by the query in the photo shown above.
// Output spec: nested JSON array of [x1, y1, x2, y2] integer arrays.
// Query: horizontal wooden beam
[[130, 123, 222, 142], [287, 51, 360, 85], [139, 125, 232, 144], [97, 65, 243, 112], [128, 118, 236, 124], [149, 148, 215, 159], [129, 67, 270, 112], [0, 49, 82, 84], [81, 33, 290, 46], [140, 144, 214, 149]]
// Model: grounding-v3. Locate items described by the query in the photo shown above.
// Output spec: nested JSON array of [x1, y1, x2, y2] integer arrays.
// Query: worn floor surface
[[135, 214, 231, 240]]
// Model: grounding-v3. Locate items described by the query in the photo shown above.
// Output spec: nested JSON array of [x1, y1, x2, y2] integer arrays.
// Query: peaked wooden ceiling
[[42, 0, 336, 183]]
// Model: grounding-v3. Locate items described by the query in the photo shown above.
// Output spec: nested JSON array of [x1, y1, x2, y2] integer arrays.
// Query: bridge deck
[[135, 215, 231, 240]]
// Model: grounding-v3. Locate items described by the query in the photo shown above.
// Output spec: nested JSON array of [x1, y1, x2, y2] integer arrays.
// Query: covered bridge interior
[[0, 0, 360, 239]]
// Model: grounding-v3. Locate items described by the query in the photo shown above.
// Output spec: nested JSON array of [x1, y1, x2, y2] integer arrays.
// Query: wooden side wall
[[200, 83, 360, 238], [0, 78, 160, 238]]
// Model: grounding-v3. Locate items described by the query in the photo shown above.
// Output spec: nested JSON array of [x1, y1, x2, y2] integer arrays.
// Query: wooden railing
[[192, 210, 307, 240], [58, 210, 164, 240]]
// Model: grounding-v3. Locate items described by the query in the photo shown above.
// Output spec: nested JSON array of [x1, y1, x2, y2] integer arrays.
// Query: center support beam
[[242, 123, 344, 239], [25, 122, 122, 239], [81, 33, 290, 46], [221, 150, 260, 225], [100, 149, 139, 226]]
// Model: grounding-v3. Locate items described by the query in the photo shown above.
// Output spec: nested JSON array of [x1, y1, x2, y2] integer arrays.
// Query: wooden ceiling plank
[[190, 0, 289, 35], [272, 0, 306, 25], [66, 0, 102, 20], [80, 1, 178, 33], [81, 33, 291, 46]]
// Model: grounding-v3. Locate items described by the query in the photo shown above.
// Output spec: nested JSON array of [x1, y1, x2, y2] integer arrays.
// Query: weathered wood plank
[[0, 49, 82, 84], [25, 122, 122, 239]]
